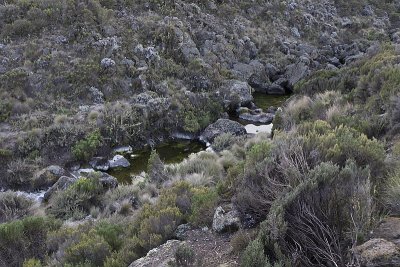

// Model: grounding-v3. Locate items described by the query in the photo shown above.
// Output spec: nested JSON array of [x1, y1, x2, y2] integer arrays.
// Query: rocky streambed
[[6, 93, 289, 202]]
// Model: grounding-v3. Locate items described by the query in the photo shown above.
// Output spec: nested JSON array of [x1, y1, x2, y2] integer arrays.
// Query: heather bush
[[0, 191, 33, 223], [47, 176, 104, 219], [72, 129, 103, 161]]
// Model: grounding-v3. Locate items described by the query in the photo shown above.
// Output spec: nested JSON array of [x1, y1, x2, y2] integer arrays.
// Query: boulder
[[265, 63, 280, 81], [239, 112, 274, 124], [129, 240, 183, 267], [200, 119, 246, 144], [354, 238, 400, 267], [32, 165, 67, 190], [98, 172, 118, 190], [100, 58, 116, 69], [372, 217, 400, 245], [89, 157, 110, 171], [113, 146, 133, 154], [220, 80, 253, 108], [266, 83, 286, 95], [284, 62, 310, 90], [108, 155, 130, 169], [174, 224, 192, 240], [248, 73, 271, 93], [212, 206, 241, 233], [43, 176, 77, 201]]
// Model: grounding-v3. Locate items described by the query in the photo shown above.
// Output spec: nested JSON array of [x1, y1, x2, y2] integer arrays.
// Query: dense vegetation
[[1, 0, 400, 266]]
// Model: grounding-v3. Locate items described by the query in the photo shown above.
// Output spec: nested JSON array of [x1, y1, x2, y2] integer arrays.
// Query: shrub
[[148, 150, 167, 184], [72, 129, 103, 161], [64, 230, 112, 266], [23, 258, 42, 267], [0, 191, 33, 223], [189, 187, 218, 227], [0, 217, 58, 267], [231, 230, 256, 255], [47, 176, 104, 219], [241, 239, 268, 267], [212, 133, 236, 152], [5, 159, 37, 189], [175, 244, 195, 267]]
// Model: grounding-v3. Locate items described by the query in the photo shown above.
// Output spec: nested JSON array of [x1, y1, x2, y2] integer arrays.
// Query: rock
[[174, 224, 192, 240], [291, 27, 301, 38], [372, 217, 400, 245], [239, 112, 274, 124], [98, 172, 118, 190], [266, 83, 286, 95], [88, 87, 104, 104], [200, 119, 246, 144], [100, 58, 116, 69], [265, 63, 280, 81], [245, 124, 273, 135], [32, 165, 67, 190], [354, 238, 400, 267], [43, 176, 77, 201], [220, 80, 253, 108], [89, 157, 110, 171], [284, 62, 310, 90], [113, 146, 133, 154], [129, 240, 183, 267], [108, 155, 130, 169], [212, 206, 241, 233], [248, 73, 270, 93]]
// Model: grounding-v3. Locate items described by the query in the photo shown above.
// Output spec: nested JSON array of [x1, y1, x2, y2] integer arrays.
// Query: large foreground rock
[[200, 119, 246, 144], [212, 206, 241, 233], [129, 240, 183, 267], [354, 238, 400, 267]]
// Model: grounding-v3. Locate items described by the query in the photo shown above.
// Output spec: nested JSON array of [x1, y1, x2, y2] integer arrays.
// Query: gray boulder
[[266, 83, 286, 95], [284, 62, 310, 90], [239, 112, 274, 124], [212, 206, 241, 233], [220, 80, 253, 108], [354, 238, 400, 267], [100, 58, 116, 69], [43, 176, 77, 201], [108, 155, 130, 169], [32, 165, 67, 190], [200, 119, 246, 144], [129, 240, 183, 267], [98, 172, 118, 190], [89, 157, 110, 171]]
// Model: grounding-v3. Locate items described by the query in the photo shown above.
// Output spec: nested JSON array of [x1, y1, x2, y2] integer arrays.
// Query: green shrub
[[95, 222, 124, 251], [64, 230, 111, 266], [47, 176, 104, 219], [23, 258, 42, 267], [0, 191, 33, 223], [212, 133, 236, 152], [175, 244, 195, 267], [241, 239, 268, 267], [0, 216, 59, 267], [148, 150, 167, 184], [189, 187, 218, 227], [72, 130, 103, 161]]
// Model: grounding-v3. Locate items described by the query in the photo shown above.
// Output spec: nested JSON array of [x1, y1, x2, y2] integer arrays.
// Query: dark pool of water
[[109, 94, 290, 183], [253, 92, 291, 111], [108, 140, 205, 184]]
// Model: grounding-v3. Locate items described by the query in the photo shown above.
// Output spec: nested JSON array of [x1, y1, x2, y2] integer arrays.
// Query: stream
[[108, 93, 290, 184]]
